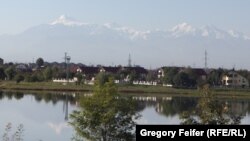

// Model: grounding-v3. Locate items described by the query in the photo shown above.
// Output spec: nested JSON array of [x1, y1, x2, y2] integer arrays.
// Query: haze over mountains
[[1, 15, 250, 69]]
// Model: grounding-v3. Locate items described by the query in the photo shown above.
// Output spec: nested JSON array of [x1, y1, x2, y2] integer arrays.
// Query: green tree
[[43, 67, 53, 81], [95, 72, 112, 86], [207, 68, 224, 86], [36, 57, 44, 68], [14, 74, 24, 84], [75, 73, 84, 85], [25, 72, 44, 82], [5, 66, 16, 80], [116, 69, 128, 81], [69, 77, 140, 141], [163, 67, 179, 84], [0, 67, 6, 80], [184, 68, 197, 87], [24, 74, 32, 82], [128, 70, 137, 84], [51, 66, 60, 78], [146, 70, 156, 81], [173, 72, 190, 87], [181, 85, 242, 125]]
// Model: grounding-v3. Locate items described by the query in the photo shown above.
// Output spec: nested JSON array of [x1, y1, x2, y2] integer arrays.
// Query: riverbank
[[1, 81, 250, 98], [0, 81, 197, 94]]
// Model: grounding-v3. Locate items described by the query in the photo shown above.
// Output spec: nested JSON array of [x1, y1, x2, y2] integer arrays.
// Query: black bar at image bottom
[[136, 125, 250, 141]]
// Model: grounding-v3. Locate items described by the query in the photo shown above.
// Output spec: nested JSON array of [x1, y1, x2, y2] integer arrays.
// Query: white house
[[222, 71, 249, 88]]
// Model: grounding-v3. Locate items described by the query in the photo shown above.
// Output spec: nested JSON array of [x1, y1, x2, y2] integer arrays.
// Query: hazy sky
[[1, 0, 250, 69], [0, 0, 250, 35]]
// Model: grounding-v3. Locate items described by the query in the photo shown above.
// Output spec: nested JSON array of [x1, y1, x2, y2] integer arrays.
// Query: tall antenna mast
[[63, 52, 71, 82], [64, 52, 67, 68], [205, 50, 208, 70], [128, 54, 132, 67]]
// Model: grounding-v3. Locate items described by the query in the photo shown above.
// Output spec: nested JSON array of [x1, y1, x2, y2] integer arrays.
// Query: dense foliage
[[69, 77, 140, 141], [181, 85, 243, 124]]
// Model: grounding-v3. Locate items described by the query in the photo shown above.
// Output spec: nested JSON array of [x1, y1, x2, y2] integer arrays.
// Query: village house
[[74, 65, 149, 85], [76, 66, 99, 84], [157, 66, 183, 79], [191, 68, 207, 81], [99, 66, 121, 74], [124, 66, 148, 80], [222, 71, 249, 88]]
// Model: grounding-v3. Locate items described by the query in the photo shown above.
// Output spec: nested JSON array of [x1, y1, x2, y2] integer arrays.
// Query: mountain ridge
[[0, 15, 250, 69]]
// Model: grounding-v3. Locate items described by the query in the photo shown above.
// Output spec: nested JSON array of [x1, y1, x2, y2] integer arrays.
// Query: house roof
[[77, 65, 148, 75], [158, 66, 184, 71], [101, 67, 121, 74], [192, 68, 207, 76], [124, 66, 148, 74], [78, 66, 99, 74]]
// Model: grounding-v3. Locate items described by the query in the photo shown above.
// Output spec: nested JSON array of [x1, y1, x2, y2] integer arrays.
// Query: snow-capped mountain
[[170, 22, 196, 37], [1, 15, 250, 69], [17, 15, 244, 42]]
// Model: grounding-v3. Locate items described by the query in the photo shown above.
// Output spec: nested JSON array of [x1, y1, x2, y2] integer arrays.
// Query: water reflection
[[133, 95, 250, 124], [1, 91, 250, 122], [47, 122, 69, 135], [132, 95, 198, 118], [0, 91, 79, 141], [180, 88, 243, 124], [1, 90, 250, 140]]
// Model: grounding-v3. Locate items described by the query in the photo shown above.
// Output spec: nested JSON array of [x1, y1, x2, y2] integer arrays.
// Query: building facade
[[222, 71, 249, 88]]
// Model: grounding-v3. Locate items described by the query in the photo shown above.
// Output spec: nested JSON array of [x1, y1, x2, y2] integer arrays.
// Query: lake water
[[0, 91, 250, 141]]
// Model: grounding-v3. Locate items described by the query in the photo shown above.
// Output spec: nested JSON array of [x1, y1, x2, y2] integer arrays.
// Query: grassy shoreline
[[1, 81, 250, 98]]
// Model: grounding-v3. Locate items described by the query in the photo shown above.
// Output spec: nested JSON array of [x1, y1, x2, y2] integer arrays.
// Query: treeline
[[1, 57, 250, 89], [0, 58, 71, 83], [161, 67, 250, 88], [0, 65, 67, 83]]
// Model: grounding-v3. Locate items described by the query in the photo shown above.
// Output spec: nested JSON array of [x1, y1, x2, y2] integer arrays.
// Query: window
[[223, 80, 226, 84]]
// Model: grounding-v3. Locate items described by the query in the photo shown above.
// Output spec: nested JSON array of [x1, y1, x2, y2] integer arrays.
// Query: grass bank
[[1, 81, 250, 98], [0, 81, 92, 92], [0, 81, 199, 95]]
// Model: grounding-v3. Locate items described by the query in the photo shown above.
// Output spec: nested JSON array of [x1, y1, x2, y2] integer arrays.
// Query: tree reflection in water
[[69, 78, 140, 141], [181, 85, 243, 125]]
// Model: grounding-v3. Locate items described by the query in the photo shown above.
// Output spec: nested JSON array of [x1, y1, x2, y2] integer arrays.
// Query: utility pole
[[64, 52, 71, 84], [66, 56, 71, 83], [205, 50, 207, 70]]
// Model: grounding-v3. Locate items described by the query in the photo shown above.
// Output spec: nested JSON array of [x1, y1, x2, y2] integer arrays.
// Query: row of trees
[[162, 67, 206, 88], [0, 63, 69, 83], [162, 67, 250, 88], [0, 58, 70, 83]]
